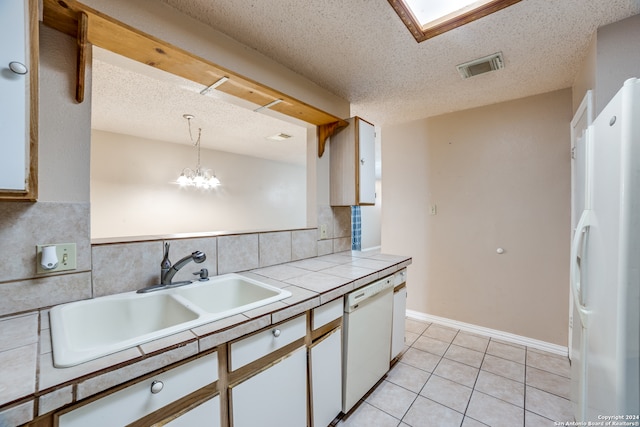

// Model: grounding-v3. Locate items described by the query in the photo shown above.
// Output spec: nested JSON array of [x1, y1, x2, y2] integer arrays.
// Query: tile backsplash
[[0, 202, 350, 318]]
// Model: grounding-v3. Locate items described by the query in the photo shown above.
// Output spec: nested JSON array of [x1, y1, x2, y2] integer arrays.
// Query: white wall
[[91, 130, 306, 238], [360, 180, 382, 250]]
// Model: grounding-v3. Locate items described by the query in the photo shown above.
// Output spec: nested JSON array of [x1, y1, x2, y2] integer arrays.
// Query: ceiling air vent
[[457, 52, 504, 79]]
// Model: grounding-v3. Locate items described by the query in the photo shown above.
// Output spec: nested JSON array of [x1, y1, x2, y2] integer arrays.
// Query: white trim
[[406, 309, 569, 357], [360, 245, 381, 253]]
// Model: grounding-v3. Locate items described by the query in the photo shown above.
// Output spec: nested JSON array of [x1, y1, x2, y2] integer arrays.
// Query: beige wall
[[381, 89, 572, 346], [572, 13, 640, 116], [572, 33, 597, 114], [91, 130, 307, 238], [361, 180, 382, 250]]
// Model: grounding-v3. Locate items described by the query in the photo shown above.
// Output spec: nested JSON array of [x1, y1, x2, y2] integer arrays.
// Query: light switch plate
[[36, 243, 77, 274]]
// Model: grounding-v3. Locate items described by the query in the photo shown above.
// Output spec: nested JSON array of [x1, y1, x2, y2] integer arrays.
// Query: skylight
[[388, 0, 521, 42]]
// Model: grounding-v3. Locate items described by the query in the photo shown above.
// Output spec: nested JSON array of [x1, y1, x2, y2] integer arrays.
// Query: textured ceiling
[[92, 48, 309, 165], [93, 1, 640, 166], [161, 0, 640, 125]]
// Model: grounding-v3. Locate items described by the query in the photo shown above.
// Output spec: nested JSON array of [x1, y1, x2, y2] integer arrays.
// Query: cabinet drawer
[[312, 297, 343, 330], [230, 315, 306, 370], [164, 395, 220, 427], [57, 353, 218, 427]]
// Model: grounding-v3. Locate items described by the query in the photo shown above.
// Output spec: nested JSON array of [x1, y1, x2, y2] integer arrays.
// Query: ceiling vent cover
[[457, 52, 504, 79]]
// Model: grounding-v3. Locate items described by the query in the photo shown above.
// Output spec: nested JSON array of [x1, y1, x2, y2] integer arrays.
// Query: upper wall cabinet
[[0, 0, 38, 201], [330, 117, 376, 206]]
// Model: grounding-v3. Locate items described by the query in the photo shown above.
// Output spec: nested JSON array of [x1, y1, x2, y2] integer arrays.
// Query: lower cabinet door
[[165, 395, 220, 427], [230, 346, 307, 427], [310, 327, 342, 427], [391, 287, 407, 359]]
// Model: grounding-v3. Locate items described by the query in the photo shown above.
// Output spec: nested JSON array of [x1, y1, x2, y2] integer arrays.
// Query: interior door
[[569, 90, 593, 360]]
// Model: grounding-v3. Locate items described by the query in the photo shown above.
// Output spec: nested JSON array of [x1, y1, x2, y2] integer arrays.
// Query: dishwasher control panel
[[345, 275, 393, 312]]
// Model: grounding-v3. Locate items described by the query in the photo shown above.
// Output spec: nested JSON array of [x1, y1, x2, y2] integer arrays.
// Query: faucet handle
[[193, 268, 209, 281]]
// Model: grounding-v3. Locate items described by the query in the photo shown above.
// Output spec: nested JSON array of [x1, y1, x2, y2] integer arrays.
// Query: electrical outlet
[[430, 204, 437, 215], [36, 243, 77, 274], [320, 224, 328, 239]]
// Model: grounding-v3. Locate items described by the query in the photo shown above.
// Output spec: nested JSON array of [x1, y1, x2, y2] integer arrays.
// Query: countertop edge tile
[[0, 253, 412, 413]]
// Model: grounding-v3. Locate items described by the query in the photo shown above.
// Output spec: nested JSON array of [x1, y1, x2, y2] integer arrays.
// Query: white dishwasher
[[342, 274, 394, 413]]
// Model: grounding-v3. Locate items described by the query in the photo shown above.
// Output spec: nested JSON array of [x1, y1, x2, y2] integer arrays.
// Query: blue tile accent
[[351, 206, 361, 251]]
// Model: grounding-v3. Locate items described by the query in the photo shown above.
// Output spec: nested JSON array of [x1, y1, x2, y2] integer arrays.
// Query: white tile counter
[[0, 250, 411, 426]]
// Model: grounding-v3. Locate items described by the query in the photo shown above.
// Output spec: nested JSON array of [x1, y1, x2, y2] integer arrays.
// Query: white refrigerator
[[570, 77, 640, 421]]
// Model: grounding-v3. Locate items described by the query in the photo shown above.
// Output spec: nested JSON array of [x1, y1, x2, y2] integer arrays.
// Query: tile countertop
[[0, 250, 411, 423]]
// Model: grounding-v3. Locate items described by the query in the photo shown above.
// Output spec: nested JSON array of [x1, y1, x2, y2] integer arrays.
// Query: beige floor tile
[[433, 358, 479, 388], [525, 410, 557, 426], [339, 402, 401, 427], [491, 337, 525, 349], [402, 396, 464, 427], [444, 344, 485, 368], [422, 324, 458, 343], [526, 366, 570, 399], [386, 362, 431, 393], [405, 319, 429, 335], [474, 370, 524, 407], [412, 336, 450, 356], [526, 350, 570, 378], [420, 375, 472, 413], [400, 348, 441, 373], [365, 380, 417, 419], [466, 391, 524, 427], [404, 331, 420, 346], [462, 417, 490, 427], [486, 340, 526, 364], [452, 332, 490, 353], [481, 354, 525, 383], [525, 386, 573, 422]]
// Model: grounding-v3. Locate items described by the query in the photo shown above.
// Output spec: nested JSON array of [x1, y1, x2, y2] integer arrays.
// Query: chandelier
[[176, 114, 221, 189]]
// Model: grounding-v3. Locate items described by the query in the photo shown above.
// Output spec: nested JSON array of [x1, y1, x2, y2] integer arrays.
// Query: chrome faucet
[[137, 246, 206, 293], [161, 250, 206, 285]]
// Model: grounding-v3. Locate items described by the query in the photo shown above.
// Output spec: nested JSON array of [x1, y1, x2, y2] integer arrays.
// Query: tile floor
[[337, 318, 573, 427]]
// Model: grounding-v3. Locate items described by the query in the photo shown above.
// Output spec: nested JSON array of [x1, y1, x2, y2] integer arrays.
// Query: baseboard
[[406, 309, 568, 356]]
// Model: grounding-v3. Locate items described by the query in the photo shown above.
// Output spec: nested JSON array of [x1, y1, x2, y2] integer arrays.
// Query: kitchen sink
[[173, 275, 288, 314], [50, 274, 291, 367]]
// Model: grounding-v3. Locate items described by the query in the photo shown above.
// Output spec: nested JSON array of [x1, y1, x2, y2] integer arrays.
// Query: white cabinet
[[57, 353, 219, 427], [392, 286, 407, 360], [229, 314, 306, 370], [391, 269, 407, 360], [230, 346, 307, 427], [310, 327, 342, 427], [330, 117, 376, 206], [0, 0, 38, 200], [228, 315, 308, 427], [165, 396, 220, 427]]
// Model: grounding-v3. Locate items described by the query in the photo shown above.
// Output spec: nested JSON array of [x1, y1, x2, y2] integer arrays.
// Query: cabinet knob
[[272, 329, 281, 338], [360, 158, 365, 165], [9, 61, 28, 75], [150, 380, 164, 394]]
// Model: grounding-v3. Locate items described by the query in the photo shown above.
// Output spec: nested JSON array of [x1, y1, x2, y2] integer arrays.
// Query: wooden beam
[[317, 121, 348, 158], [42, 0, 348, 128], [75, 11, 88, 103]]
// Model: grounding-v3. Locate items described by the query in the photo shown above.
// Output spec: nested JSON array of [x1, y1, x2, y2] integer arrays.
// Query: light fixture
[[254, 98, 283, 112], [200, 76, 229, 95], [176, 114, 221, 189]]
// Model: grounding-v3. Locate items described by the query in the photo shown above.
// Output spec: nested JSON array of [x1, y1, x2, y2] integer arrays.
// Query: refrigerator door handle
[[570, 209, 592, 328]]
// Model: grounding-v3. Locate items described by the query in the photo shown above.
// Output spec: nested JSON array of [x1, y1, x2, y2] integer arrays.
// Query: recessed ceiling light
[[266, 133, 293, 141]]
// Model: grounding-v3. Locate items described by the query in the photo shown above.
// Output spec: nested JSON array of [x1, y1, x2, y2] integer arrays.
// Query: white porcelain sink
[[173, 275, 287, 314], [50, 274, 291, 367]]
